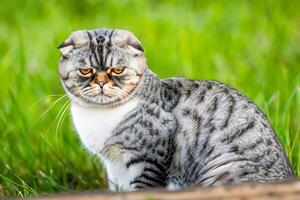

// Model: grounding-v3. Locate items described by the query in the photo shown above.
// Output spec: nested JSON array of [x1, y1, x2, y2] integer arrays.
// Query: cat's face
[[58, 29, 146, 106]]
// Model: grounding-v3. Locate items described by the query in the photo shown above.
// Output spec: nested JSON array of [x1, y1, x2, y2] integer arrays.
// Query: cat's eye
[[111, 67, 125, 75], [78, 68, 93, 76]]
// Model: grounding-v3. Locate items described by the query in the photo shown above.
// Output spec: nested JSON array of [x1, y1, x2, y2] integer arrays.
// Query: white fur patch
[[104, 159, 144, 191], [166, 183, 181, 191], [71, 98, 140, 155]]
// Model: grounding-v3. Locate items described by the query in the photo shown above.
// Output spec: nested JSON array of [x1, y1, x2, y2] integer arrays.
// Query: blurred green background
[[0, 0, 299, 197]]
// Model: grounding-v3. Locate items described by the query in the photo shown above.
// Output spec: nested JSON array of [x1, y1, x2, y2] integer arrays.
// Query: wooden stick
[[28, 180, 300, 200]]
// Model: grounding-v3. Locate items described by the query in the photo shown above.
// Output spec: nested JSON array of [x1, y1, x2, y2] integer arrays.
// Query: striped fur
[[58, 28, 294, 191]]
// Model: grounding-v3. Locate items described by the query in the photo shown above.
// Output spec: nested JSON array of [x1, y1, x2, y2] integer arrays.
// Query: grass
[[0, 0, 300, 197]]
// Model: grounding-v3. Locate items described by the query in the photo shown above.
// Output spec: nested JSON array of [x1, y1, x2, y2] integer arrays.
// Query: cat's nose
[[94, 72, 108, 88], [97, 82, 105, 88]]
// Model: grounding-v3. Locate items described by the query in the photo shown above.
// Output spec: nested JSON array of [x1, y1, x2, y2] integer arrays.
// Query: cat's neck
[[135, 68, 161, 103], [71, 97, 140, 155]]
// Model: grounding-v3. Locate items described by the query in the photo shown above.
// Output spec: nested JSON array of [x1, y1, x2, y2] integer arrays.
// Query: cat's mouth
[[81, 84, 108, 97], [78, 92, 114, 105], [85, 88, 107, 97], [94, 87, 104, 95]]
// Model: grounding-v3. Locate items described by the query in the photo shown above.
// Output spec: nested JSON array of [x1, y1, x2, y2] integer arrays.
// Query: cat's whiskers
[[50, 90, 84, 144], [117, 88, 131, 96], [55, 100, 72, 143], [30, 94, 65, 111], [119, 87, 131, 94], [102, 90, 118, 98], [82, 86, 92, 93], [45, 90, 82, 131], [30, 94, 69, 130], [106, 86, 128, 96]]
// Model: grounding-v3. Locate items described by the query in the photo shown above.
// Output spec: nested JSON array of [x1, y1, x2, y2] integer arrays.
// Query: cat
[[58, 28, 294, 191]]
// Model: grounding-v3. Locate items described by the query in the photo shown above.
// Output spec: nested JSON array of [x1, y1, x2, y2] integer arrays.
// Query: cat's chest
[[71, 99, 140, 154]]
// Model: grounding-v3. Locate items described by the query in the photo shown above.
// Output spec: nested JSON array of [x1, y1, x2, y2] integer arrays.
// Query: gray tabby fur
[[58, 28, 294, 191]]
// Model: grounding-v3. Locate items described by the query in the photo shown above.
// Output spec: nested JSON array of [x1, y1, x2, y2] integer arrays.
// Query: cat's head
[[58, 29, 146, 106]]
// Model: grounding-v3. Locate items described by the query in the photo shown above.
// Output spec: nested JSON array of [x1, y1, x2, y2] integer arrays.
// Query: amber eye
[[111, 67, 125, 74], [78, 68, 93, 76]]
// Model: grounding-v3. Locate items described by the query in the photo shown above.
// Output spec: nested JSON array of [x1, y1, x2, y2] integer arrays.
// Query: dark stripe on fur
[[126, 157, 166, 174], [130, 179, 154, 188], [222, 120, 256, 143], [87, 31, 100, 67]]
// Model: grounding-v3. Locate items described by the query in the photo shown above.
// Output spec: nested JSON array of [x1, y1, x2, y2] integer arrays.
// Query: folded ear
[[114, 30, 144, 52], [58, 30, 90, 55]]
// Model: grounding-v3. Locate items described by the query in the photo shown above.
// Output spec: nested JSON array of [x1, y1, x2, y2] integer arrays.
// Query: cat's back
[[161, 78, 255, 120], [160, 78, 293, 188]]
